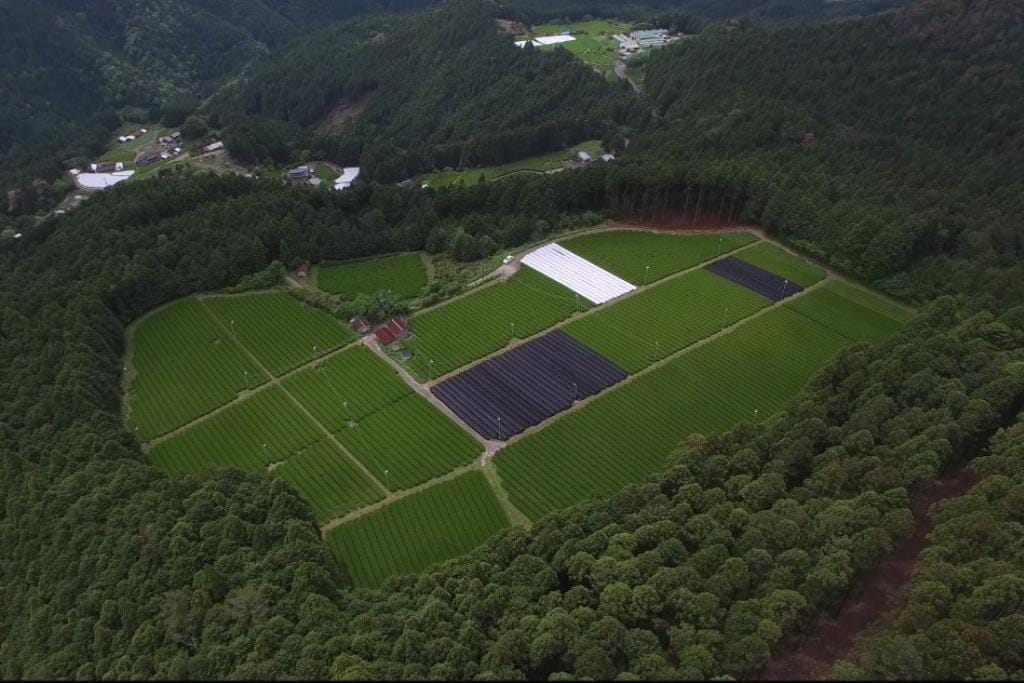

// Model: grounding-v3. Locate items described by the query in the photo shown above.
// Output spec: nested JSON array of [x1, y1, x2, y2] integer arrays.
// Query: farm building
[[333, 167, 361, 191], [90, 162, 121, 173], [200, 141, 225, 155], [350, 316, 371, 334], [515, 35, 576, 48], [600, 153, 615, 162], [288, 165, 313, 181], [521, 243, 635, 304], [630, 29, 668, 48], [135, 147, 164, 166], [297, 261, 311, 278], [374, 317, 409, 345], [577, 151, 593, 163], [77, 171, 135, 189]]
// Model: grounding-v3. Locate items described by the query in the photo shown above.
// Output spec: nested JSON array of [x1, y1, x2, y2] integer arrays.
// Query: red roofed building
[[297, 261, 311, 278], [374, 317, 409, 345]]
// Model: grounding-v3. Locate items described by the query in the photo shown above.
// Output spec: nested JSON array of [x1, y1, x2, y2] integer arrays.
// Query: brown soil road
[[759, 466, 977, 680]]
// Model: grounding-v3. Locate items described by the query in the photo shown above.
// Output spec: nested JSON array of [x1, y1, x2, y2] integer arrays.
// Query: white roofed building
[[333, 167, 361, 191]]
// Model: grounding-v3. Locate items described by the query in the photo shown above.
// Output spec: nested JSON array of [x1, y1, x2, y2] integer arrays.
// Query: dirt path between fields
[[758, 466, 977, 680]]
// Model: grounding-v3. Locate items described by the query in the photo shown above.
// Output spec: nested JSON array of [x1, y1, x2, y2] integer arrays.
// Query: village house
[[373, 318, 409, 345], [287, 166, 314, 182]]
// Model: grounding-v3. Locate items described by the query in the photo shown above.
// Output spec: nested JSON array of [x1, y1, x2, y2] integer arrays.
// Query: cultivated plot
[[148, 387, 321, 476], [786, 281, 911, 344], [521, 242, 635, 304], [403, 267, 590, 379], [327, 470, 509, 588], [734, 242, 825, 288], [317, 252, 428, 299], [432, 330, 627, 440], [203, 291, 354, 376], [127, 298, 264, 439], [563, 267, 770, 373], [334, 394, 481, 490], [706, 256, 803, 302], [282, 346, 411, 430], [273, 440, 384, 521], [497, 306, 866, 521], [561, 230, 758, 285]]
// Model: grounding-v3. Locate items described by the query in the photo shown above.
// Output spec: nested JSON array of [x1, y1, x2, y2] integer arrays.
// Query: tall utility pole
[[497, 416, 503, 440], [384, 469, 390, 489], [721, 307, 729, 328], [643, 265, 651, 285], [780, 279, 789, 300]]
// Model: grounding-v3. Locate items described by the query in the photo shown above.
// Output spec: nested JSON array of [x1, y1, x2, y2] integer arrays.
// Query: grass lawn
[[313, 161, 339, 182], [317, 252, 428, 299], [421, 140, 603, 188]]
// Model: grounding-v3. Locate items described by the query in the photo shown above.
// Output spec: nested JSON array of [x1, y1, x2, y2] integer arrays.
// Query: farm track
[[193, 298, 389, 496], [319, 463, 477, 535]]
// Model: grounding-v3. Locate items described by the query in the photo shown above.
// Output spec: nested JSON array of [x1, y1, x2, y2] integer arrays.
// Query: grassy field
[[786, 280, 912, 343], [273, 440, 383, 520], [497, 305, 860, 520], [317, 252, 428, 299], [402, 267, 591, 379], [148, 387, 321, 475], [736, 242, 826, 287], [313, 162, 338, 182], [202, 292, 354, 376], [420, 140, 603, 188], [561, 230, 758, 285], [531, 20, 630, 70], [327, 470, 509, 587], [563, 268, 771, 373], [335, 394, 481, 490], [127, 299, 265, 439]]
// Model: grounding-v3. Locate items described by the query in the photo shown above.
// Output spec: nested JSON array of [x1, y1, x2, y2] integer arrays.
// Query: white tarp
[[516, 35, 576, 48], [333, 166, 361, 191], [521, 242, 636, 305], [77, 171, 135, 189]]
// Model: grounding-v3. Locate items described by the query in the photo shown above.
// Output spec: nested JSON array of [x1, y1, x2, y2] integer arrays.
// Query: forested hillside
[[0, 0, 435, 188], [637, 0, 1024, 304], [836, 416, 1024, 680], [206, 0, 643, 180]]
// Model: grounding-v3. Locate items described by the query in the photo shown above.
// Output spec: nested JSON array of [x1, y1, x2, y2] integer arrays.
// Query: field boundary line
[[193, 298, 389, 496], [495, 275, 833, 449], [320, 463, 478, 536], [421, 237, 761, 387]]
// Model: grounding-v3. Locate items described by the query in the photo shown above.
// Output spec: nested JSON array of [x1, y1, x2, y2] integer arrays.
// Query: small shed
[[374, 317, 409, 345], [350, 316, 371, 334], [577, 151, 593, 163], [297, 261, 311, 278]]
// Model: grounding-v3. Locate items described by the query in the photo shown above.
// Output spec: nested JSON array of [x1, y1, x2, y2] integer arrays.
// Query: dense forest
[[3, 0, 1024, 678], [637, 0, 1024, 305], [206, 0, 643, 181]]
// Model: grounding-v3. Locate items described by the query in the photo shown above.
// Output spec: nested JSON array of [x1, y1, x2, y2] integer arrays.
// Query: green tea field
[[403, 266, 590, 379], [326, 470, 509, 588], [317, 252, 428, 299], [561, 229, 758, 285]]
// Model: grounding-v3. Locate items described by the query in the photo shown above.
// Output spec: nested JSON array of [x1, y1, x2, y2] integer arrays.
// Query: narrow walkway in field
[[482, 461, 532, 527], [319, 463, 477, 535], [143, 320, 361, 448], [194, 298, 389, 496]]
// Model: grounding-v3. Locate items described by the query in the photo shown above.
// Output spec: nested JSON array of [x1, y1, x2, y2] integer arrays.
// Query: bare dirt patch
[[618, 207, 744, 231], [496, 18, 527, 35], [759, 466, 978, 681], [316, 93, 373, 135]]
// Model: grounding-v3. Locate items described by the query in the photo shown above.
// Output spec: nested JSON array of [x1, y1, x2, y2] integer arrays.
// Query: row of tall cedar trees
[[2, 161, 1024, 678]]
